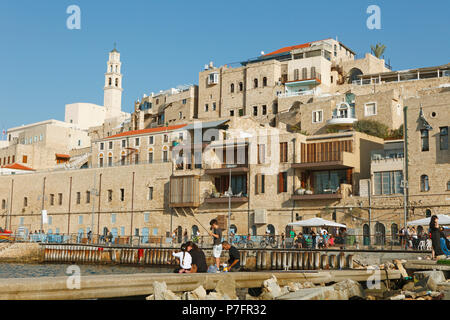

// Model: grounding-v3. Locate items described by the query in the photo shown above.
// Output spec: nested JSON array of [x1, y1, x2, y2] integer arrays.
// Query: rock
[[245, 294, 259, 300], [366, 295, 376, 300], [390, 294, 405, 300], [205, 292, 225, 300], [191, 285, 207, 300], [152, 281, 167, 300], [402, 291, 417, 299], [145, 294, 155, 300], [215, 275, 237, 300], [402, 281, 415, 291], [393, 260, 409, 278], [414, 271, 446, 291], [332, 279, 364, 299], [276, 287, 336, 300], [163, 290, 180, 300], [302, 281, 316, 288], [280, 286, 290, 296], [182, 292, 198, 300], [285, 282, 303, 292], [262, 275, 282, 298]]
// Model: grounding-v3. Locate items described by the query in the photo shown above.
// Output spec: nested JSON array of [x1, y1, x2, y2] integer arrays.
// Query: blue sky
[[0, 0, 449, 133]]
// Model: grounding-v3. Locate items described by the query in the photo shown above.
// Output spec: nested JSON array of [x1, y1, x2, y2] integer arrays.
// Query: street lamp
[[226, 164, 237, 241]]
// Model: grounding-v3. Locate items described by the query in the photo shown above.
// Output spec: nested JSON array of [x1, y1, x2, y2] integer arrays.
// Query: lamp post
[[226, 164, 237, 241]]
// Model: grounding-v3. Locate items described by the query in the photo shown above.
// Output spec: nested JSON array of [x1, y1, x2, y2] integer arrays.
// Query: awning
[[288, 217, 347, 228], [407, 214, 450, 226], [55, 154, 71, 159]]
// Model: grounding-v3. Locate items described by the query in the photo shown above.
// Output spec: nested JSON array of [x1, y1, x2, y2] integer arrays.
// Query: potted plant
[[296, 186, 305, 195], [305, 181, 313, 195]]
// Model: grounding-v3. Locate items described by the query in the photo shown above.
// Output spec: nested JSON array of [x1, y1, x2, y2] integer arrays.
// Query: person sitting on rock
[[221, 241, 241, 272], [172, 243, 192, 273]]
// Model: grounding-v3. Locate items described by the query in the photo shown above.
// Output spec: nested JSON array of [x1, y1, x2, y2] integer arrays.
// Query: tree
[[371, 43, 386, 58]]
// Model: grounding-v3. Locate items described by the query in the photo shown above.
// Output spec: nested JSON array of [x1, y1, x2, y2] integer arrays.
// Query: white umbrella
[[288, 217, 347, 228], [407, 214, 450, 226]]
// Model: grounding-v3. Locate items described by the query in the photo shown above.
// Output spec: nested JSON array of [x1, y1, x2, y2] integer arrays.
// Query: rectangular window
[[212, 102, 216, 111], [109, 141, 113, 149], [22, 155, 28, 163], [135, 138, 140, 147], [278, 172, 288, 193], [255, 174, 265, 194], [50, 194, 55, 206], [280, 142, 288, 163], [230, 110, 234, 117], [258, 144, 265, 164], [108, 190, 113, 202], [78, 215, 83, 225], [111, 213, 116, 224], [373, 171, 403, 195], [312, 110, 323, 123], [58, 193, 63, 205], [253, 106, 258, 116], [48, 216, 52, 225], [108, 156, 112, 167], [205, 104, 209, 112], [149, 136, 154, 145], [20, 217, 24, 226], [164, 134, 168, 143], [421, 129, 429, 152], [122, 140, 126, 148], [120, 189, 125, 201], [120, 227, 125, 236], [76, 192, 81, 204], [238, 109, 244, 117], [364, 102, 377, 116], [144, 212, 150, 223], [23, 197, 28, 207], [86, 191, 91, 204], [148, 152, 153, 163], [440, 127, 448, 150], [163, 151, 168, 162], [148, 187, 153, 200], [262, 105, 267, 115], [100, 143, 104, 151]]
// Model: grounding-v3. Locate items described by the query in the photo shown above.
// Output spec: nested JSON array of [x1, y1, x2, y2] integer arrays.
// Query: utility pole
[[41, 177, 46, 232], [403, 106, 409, 229]]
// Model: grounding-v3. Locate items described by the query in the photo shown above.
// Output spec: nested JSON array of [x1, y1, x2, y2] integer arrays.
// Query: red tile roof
[[263, 38, 334, 57], [55, 154, 71, 159], [105, 124, 187, 139], [1, 163, 35, 171]]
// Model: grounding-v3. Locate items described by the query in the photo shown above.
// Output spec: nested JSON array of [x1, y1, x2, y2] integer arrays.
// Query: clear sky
[[0, 0, 449, 133]]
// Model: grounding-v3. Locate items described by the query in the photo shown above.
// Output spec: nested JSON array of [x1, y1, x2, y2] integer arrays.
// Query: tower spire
[[104, 48, 123, 117]]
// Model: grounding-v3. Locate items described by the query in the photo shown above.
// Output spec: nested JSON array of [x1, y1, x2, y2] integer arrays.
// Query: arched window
[[294, 69, 299, 80], [262, 77, 267, 87], [239, 82, 243, 91], [348, 68, 363, 84], [98, 153, 104, 168], [420, 175, 429, 192], [107, 152, 113, 167], [115, 78, 119, 87], [447, 181, 450, 191], [230, 83, 234, 93], [375, 222, 385, 245], [254, 78, 258, 88], [108, 77, 112, 86], [425, 209, 432, 218], [230, 224, 237, 235], [363, 224, 370, 246], [266, 224, 275, 235], [310, 67, 316, 79], [391, 223, 399, 242]]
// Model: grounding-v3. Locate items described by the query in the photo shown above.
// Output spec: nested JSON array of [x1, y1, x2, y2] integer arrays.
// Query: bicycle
[[260, 235, 278, 249]]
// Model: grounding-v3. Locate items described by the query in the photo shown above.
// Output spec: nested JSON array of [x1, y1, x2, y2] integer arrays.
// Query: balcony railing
[[277, 90, 315, 98]]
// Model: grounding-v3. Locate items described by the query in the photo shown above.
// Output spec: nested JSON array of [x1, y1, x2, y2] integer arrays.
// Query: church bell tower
[[104, 45, 123, 118]]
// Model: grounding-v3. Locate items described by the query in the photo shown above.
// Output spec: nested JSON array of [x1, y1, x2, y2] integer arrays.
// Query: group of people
[[429, 215, 450, 260], [399, 226, 428, 249], [172, 219, 241, 273], [280, 227, 344, 249]]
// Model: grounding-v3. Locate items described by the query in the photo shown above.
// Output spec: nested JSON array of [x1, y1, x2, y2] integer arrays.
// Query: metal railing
[[2, 232, 433, 252]]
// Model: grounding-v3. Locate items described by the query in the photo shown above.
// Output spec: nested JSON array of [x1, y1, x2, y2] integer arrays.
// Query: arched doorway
[[348, 68, 363, 84], [363, 224, 370, 246], [375, 222, 385, 246], [391, 223, 399, 244], [425, 209, 432, 218], [192, 225, 199, 237], [230, 224, 237, 235], [251, 225, 257, 236], [266, 224, 275, 235]]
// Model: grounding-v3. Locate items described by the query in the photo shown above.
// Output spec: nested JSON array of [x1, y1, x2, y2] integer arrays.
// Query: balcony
[[291, 183, 352, 201], [204, 164, 249, 175], [204, 196, 248, 204], [326, 114, 357, 126], [292, 151, 355, 170], [277, 90, 315, 98]]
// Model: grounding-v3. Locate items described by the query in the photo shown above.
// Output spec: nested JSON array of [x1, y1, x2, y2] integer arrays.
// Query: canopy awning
[[288, 217, 346, 228], [407, 214, 450, 226]]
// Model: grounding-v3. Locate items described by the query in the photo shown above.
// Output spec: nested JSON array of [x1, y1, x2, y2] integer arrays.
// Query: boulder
[[390, 294, 406, 300], [163, 290, 180, 300], [191, 286, 207, 300], [182, 292, 198, 300], [332, 279, 364, 299], [276, 287, 336, 300], [302, 281, 316, 288], [402, 281, 415, 291], [205, 292, 225, 300], [145, 294, 155, 300], [414, 271, 446, 291], [262, 275, 282, 298], [152, 281, 167, 300]]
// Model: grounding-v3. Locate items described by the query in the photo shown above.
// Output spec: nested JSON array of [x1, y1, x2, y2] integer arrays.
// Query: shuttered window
[[255, 174, 265, 194], [278, 172, 287, 193], [280, 142, 288, 163]]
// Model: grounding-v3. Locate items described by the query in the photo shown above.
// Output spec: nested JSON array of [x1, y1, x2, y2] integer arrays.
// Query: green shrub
[[353, 120, 389, 138]]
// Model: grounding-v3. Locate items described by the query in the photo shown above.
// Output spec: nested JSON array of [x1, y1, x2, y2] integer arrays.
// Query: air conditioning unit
[[254, 208, 267, 224]]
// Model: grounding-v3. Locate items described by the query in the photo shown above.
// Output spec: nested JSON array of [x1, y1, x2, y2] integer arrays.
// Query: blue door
[[111, 228, 118, 244], [142, 228, 149, 244]]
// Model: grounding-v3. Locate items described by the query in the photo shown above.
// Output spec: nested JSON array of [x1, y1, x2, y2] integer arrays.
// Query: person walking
[[429, 215, 445, 260], [209, 219, 222, 271]]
